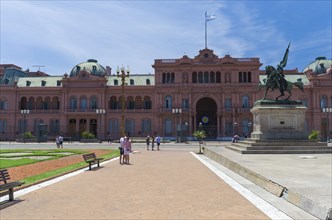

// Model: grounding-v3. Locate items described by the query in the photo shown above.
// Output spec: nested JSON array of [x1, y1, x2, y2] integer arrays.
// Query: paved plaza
[[0, 141, 331, 219]]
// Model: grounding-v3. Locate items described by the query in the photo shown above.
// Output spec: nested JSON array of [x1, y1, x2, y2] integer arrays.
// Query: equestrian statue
[[259, 43, 304, 101]]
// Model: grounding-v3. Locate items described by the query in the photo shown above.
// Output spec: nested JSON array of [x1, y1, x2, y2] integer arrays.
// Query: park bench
[[0, 169, 24, 201], [83, 153, 103, 170]]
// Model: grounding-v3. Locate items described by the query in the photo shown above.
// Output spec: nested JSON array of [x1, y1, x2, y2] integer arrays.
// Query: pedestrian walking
[[123, 137, 132, 165], [146, 135, 150, 150], [55, 135, 60, 148], [58, 135, 64, 148], [119, 136, 125, 164], [156, 135, 161, 150], [151, 136, 155, 151]]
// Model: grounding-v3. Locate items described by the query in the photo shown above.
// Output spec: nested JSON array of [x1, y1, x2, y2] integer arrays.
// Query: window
[[210, 72, 215, 83], [114, 79, 118, 85], [320, 96, 327, 108], [80, 97, 87, 110], [69, 97, 77, 109], [144, 99, 152, 109], [50, 119, 59, 135], [302, 99, 308, 107], [192, 72, 197, 83], [242, 95, 250, 108], [0, 119, 7, 133], [130, 79, 134, 85], [164, 118, 172, 136], [108, 119, 119, 134], [0, 100, 8, 110], [225, 98, 232, 109], [182, 99, 189, 109], [125, 119, 134, 136], [57, 80, 61, 86], [204, 72, 209, 83], [165, 96, 172, 109], [26, 81, 31, 87], [142, 119, 151, 133], [146, 79, 151, 85], [239, 72, 243, 83], [198, 72, 203, 83], [90, 96, 98, 109], [162, 73, 166, 84]]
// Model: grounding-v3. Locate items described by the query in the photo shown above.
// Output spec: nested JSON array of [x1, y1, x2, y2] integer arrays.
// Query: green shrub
[[23, 132, 34, 139], [82, 131, 95, 139], [308, 130, 320, 140]]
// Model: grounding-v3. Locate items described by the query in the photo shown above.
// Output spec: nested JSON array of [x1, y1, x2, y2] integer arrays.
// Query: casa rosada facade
[[0, 48, 331, 141]]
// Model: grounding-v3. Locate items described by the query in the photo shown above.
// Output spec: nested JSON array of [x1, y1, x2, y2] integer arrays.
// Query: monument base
[[250, 100, 307, 140]]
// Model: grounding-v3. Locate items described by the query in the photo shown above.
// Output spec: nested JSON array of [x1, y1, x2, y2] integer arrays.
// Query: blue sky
[[1, 0, 331, 75]]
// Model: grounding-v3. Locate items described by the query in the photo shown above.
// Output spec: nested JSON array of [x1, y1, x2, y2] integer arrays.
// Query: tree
[[193, 130, 206, 154]]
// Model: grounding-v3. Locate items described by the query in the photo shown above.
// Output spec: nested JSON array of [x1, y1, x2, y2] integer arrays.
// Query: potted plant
[[193, 130, 206, 154]]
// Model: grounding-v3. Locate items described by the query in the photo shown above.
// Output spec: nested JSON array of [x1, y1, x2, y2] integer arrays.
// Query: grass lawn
[[21, 150, 119, 186], [0, 149, 87, 169]]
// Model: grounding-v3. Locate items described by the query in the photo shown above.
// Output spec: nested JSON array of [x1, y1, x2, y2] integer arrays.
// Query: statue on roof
[[259, 43, 304, 101]]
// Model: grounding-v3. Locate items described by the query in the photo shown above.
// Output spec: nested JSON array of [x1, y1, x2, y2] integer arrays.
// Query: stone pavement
[[1, 147, 273, 219], [0, 141, 331, 219], [203, 145, 332, 220]]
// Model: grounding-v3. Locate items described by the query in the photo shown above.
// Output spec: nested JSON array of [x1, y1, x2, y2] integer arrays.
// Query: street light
[[172, 108, 182, 143], [247, 122, 252, 138], [96, 109, 105, 142], [20, 109, 30, 143], [322, 108, 332, 142], [116, 65, 130, 137], [185, 122, 189, 143], [233, 122, 238, 136]]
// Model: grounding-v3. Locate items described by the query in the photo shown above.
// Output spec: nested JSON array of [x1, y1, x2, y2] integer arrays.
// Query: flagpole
[[205, 11, 207, 49]]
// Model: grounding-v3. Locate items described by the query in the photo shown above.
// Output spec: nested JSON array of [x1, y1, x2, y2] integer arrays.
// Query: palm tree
[[193, 130, 206, 154]]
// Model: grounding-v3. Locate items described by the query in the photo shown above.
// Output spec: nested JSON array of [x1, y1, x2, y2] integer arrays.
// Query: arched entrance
[[196, 97, 217, 138]]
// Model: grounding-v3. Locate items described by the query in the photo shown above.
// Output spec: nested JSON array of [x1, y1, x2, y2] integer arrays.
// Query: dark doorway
[[196, 97, 217, 138]]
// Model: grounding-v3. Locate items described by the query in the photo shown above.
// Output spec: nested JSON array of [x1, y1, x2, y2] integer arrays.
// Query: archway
[[196, 97, 217, 138]]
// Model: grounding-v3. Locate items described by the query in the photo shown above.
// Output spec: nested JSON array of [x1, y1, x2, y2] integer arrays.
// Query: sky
[[1, 0, 331, 75]]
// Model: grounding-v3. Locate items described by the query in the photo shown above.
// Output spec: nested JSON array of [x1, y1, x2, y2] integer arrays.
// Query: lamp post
[[172, 108, 182, 143], [233, 122, 238, 136], [20, 109, 30, 143], [247, 122, 252, 138], [185, 122, 189, 143], [322, 108, 332, 142], [96, 109, 105, 142], [116, 65, 130, 137]]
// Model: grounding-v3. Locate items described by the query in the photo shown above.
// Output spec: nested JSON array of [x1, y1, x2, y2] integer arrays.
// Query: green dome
[[303, 57, 332, 74], [70, 59, 106, 77]]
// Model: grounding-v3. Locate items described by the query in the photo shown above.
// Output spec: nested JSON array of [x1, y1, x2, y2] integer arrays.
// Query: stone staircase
[[226, 139, 332, 154]]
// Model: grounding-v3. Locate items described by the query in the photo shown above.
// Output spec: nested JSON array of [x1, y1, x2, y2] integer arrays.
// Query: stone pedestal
[[250, 100, 307, 140]]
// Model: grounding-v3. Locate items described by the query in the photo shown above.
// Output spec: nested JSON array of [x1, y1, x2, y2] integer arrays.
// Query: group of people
[[119, 136, 132, 165], [55, 135, 64, 148], [146, 135, 161, 151]]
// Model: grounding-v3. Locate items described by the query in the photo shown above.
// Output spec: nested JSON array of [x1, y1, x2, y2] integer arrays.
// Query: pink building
[[0, 49, 331, 141]]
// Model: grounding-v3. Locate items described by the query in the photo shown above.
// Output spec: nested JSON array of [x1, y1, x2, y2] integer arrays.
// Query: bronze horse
[[258, 77, 304, 100]]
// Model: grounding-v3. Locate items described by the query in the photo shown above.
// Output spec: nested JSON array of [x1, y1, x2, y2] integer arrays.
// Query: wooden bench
[[83, 153, 103, 170], [0, 169, 24, 201]]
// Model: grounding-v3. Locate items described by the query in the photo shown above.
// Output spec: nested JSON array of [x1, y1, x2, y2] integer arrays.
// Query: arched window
[[192, 72, 197, 83], [242, 95, 250, 108], [204, 72, 209, 83], [198, 72, 203, 83], [164, 96, 172, 109], [166, 73, 171, 84], [216, 71, 221, 83], [162, 73, 166, 84], [171, 73, 175, 83], [210, 72, 215, 83], [239, 72, 243, 83]]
